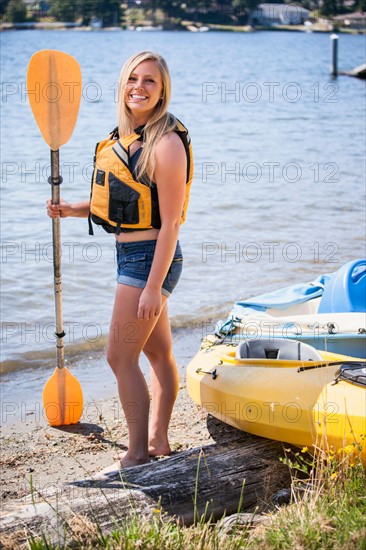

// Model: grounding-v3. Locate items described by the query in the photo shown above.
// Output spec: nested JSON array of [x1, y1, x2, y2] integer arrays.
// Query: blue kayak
[[216, 259, 366, 358]]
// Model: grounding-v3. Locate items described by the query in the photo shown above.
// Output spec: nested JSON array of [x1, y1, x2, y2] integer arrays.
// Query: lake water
[[0, 29, 365, 408]]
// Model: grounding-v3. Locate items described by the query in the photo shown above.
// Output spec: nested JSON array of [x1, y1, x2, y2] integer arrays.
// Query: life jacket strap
[[88, 213, 94, 236], [112, 141, 129, 167], [116, 206, 124, 235]]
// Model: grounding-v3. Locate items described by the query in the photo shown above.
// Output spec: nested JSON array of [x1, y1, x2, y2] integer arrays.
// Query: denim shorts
[[116, 240, 183, 297]]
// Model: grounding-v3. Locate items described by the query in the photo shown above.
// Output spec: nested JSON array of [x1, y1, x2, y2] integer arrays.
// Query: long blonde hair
[[116, 51, 177, 183]]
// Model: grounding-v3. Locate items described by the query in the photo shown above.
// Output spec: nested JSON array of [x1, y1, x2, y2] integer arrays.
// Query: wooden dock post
[[330, 33, 339, 77]]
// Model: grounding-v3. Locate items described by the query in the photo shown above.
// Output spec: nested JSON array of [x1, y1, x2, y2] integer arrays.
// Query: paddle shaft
[[50, 149, 65, 370]]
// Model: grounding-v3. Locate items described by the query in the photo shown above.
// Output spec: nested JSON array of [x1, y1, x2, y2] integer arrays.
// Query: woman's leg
[[143, 302, 179, 456], [106, 283, 167, 468]]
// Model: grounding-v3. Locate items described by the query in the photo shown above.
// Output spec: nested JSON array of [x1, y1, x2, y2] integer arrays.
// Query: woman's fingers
[[137, 305, 160, 321], [46, 202, 58, 218], [137, 289, 162, 320], [137, 306, 152, 321], [45, 198, 69, 218], [46, 203, 61, 218]]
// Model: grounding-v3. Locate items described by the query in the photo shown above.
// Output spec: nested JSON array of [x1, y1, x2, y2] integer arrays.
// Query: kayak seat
[[318, 259, 366, 313], [236, 338, 323, 361], [338, 364, 366, 388]]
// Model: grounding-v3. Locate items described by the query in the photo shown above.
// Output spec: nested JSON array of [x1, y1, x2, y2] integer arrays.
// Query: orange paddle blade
[[27, 50, 82, 150], [42, 367, 83, 426]]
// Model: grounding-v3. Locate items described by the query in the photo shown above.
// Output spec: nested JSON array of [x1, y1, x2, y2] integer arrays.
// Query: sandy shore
[[1, 324, 225, 507], [0, 323, 273, 514], [0, 376, 239, 505]]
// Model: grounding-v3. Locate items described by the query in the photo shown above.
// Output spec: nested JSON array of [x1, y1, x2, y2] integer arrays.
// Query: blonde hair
[[116, 51, 177, 183]]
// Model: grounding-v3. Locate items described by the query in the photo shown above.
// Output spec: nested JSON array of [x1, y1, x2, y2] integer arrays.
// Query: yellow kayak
[[187, 338, 366, 464]]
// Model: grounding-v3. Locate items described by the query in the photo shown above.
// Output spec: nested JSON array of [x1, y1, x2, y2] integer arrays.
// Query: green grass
[[248, 463, 366, 549], [247, 444, 366, 550], [25, 512, 250, 549], [4, 447, 365, 549]]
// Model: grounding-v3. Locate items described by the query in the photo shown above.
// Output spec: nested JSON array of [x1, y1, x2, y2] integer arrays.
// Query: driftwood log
[[0, 433, 291, 547]]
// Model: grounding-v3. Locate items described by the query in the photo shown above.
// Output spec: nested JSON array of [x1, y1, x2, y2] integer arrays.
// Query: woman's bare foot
[[107, 451, 150, 471], [113, 441, 171, 461], [148, 437, 171, 457], [121, 451, 150, 468]]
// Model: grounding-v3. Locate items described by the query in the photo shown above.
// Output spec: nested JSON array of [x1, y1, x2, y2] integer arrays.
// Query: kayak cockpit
[[235, 338, 322, 361]]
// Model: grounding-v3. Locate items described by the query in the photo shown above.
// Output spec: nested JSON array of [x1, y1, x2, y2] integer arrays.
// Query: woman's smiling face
[[124, 60, 163, 122]]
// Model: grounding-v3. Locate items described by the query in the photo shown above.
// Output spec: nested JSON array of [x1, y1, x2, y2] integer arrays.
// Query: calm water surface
[[1, 30, 365, 388]]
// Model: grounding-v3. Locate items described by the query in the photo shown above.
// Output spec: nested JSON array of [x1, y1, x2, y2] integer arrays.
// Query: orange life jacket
[[89, 118, 193, 235]]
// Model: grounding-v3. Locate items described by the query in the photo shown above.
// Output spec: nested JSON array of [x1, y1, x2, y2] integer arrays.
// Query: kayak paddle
[[27, 50, 83, 426]]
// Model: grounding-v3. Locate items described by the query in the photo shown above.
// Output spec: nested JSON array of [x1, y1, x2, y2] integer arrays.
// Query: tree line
[[2, 0, 365, 25]]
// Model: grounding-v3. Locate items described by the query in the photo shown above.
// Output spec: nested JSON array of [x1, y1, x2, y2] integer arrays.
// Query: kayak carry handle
[[196, 368, 218, 380]]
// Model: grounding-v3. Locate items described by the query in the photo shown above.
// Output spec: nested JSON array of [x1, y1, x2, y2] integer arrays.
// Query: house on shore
[[333, 12, 366, 31], [250, 3, 310, 26]]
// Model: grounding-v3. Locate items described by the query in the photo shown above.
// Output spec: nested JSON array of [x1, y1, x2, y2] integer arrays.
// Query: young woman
[[47, 51, 193, 469]]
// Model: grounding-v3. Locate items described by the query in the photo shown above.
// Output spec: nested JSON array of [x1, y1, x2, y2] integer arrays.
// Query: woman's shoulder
[[156, 130, 185, 157], [155, 118, 187, 169]]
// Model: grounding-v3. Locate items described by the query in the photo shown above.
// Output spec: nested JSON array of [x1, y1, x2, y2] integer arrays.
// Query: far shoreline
[[1, 21, 364, 35]]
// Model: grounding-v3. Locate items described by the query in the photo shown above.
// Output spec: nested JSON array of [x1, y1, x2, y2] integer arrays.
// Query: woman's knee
[[106, 346, 138, 375], [106, 348, 120, 375], [144, 346, 174, 369]]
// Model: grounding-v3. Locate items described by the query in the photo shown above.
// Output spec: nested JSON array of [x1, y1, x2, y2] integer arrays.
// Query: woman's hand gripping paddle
[[27, 50, 83, 426]]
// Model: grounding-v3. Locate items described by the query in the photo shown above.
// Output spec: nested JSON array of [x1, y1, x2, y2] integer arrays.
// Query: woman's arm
[[46, 199, 90, 219], [137, 132, 187, 320]]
